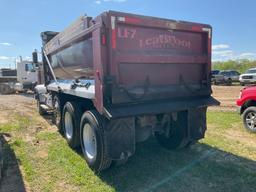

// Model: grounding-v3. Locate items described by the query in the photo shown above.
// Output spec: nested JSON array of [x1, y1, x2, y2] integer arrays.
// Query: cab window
[[25, 63, 35, 72]]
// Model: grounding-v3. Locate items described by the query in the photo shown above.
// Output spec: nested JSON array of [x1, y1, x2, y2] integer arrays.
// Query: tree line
[[213, 59, 256, 73]]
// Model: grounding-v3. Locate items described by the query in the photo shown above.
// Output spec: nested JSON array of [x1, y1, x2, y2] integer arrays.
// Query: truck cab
[[16, 61, 38, 90]]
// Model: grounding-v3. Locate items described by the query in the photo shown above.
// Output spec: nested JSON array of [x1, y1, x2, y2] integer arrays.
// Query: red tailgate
[[107, 12, 212, 104]]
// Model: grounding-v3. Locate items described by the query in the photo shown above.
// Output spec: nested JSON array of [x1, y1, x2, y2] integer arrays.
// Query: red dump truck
[[35, 11, 219, 171]]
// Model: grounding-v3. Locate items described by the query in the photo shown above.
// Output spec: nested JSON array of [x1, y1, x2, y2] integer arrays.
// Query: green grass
[[1, 111, 256, 192]]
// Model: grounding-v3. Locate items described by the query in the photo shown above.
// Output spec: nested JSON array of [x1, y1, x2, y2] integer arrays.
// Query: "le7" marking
[[118, 28, 136, 39]]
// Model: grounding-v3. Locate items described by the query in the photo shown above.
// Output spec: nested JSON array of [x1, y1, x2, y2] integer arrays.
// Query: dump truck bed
[[43, 11, 213, 116]]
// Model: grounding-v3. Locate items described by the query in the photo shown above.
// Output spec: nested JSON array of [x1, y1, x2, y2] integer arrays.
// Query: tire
[[37, 100, 46, 115], [80, 110, 111, 172], [0, 84, 13, 94], [52, 96, 62, 131], [213, 80, 218, 85], [242, 106, 256, 133], [226, 79, 232, 86], [155, 112, 189, 150], [62, 102, 82, 148]]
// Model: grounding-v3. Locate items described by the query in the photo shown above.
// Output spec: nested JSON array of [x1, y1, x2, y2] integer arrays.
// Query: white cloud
[[237, 53, 256, 60], [239, 53, 256, 57], [94, 0, 127, 4], [211, 44, 256, 61], [213, 51, 256, 61], [0, 42, 12, 46], [212, 44, 229, 50], [213, 50, 233, 57], [0, 56, 10, 60]]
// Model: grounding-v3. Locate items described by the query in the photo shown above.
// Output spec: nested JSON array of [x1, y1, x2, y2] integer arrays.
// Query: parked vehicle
[[213, 70, 240, 85], [0, 51, 39, 94], [236, 86, 256, 133], [239, 68, 256, 86], [35, 11, 219, 171], [211, 70, 220, 82]]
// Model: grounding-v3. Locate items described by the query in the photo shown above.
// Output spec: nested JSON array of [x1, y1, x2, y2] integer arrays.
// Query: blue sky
[[0, 0, 256, 68]]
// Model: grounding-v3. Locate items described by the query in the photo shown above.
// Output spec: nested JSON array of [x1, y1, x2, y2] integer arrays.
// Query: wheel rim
[[54, 100, 61, 125], [245, 112, 256, 131], [64, 112, 73, 140], [83, 123, 97, 160]]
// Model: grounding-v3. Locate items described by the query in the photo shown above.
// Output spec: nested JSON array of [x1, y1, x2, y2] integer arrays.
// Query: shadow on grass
[[99, 138, 256, 192], [38, 113, 256, 192], [0, 134, 26, 192]]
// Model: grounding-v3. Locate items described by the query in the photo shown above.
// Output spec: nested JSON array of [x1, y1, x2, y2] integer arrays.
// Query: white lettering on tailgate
[[139, 34, 191, 49]]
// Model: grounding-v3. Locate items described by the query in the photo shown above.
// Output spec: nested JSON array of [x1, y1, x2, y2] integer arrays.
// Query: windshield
[[25, 63, 35, 72], [220, 71, 229, 75], [211, 70, 219, 75], [245, 69, 256, 74]]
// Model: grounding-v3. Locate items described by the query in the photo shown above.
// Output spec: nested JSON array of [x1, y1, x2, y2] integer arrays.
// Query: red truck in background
[[35, 11, 219, 171], [237, 86, 256, 133]]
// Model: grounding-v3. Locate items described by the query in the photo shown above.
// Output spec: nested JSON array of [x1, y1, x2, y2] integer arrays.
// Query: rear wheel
[[242, 106, 256, 133], [37, 100, 46, 115], [80, 110, 111, 172], [155, 112, 189, 150], [62, 102, 82, 148], [52, 96, 62, 131]]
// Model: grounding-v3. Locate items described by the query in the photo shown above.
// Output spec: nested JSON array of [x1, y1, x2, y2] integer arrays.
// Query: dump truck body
[[36, 11, 219, 171]]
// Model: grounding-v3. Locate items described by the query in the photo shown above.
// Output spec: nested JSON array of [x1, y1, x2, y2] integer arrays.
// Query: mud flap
[[104, 118, 135, 160], [188, 107, 207, 141]]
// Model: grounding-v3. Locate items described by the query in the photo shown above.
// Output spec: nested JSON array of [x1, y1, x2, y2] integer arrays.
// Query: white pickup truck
[[239, 68, 256, 86]]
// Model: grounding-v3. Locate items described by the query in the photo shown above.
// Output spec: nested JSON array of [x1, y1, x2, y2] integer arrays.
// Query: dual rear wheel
[[52, 98, 111, 171], [51, 97, 192, 171]]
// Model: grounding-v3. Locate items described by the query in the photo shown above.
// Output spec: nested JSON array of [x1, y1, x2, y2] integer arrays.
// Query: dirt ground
[[209, 85, 242, 112], [0, 85, 242, 119], [0, 86, 244, 191]]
